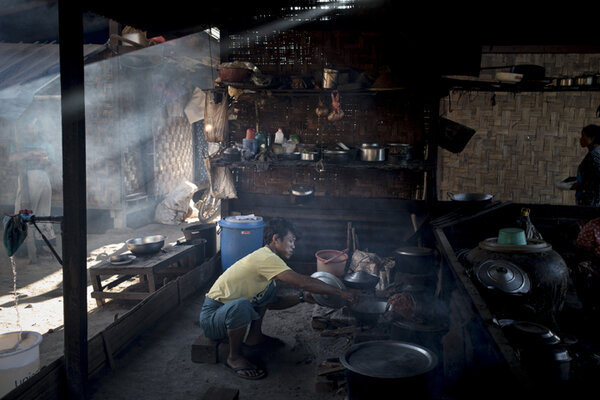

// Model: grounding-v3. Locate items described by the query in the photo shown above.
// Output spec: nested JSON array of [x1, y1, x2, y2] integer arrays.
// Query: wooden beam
[[58, 0, 88, 398]]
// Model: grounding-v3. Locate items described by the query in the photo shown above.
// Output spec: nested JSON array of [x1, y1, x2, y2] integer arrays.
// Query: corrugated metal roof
[[0, 42, 105, 120]]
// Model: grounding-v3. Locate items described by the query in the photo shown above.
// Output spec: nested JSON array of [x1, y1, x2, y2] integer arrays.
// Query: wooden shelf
[[205, 85, 413, 96], [442, 77, 600, 93], [210, 157, 434, 171]]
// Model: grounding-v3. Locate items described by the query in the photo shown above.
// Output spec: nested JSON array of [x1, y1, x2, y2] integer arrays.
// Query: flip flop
[[224, 362, 266, 380]]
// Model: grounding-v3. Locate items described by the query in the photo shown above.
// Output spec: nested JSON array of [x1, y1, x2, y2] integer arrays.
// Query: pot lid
[[394, 246, 434, 257], [290, 184, 314, 196], [340, 340, 438, 379], [474, 259, 531, 294], [219, 215, 264, 228], [504, 320, 561, 347], [310, 271, 347, 308], [478, 237, 552, 253]]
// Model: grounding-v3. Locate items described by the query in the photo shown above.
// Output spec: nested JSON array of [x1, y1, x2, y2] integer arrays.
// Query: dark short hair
[[263, 217, 299, 245], [582, 124, 600, 144]]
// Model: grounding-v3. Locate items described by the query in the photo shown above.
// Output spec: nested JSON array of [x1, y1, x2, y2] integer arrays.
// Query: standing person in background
[[8, 119, 56, 257], [571, 124, 600, 206]]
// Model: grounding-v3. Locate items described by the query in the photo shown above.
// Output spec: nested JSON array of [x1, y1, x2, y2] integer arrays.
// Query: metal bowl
[[125, 235, 166, 256], [349, 298, 388, 325]]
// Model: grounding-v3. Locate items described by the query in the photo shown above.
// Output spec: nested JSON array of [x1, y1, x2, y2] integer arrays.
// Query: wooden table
[[89, 243, 202, 306]]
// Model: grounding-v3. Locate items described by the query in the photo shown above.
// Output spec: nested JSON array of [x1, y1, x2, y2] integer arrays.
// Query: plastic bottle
[[274, 128, 285, 144]]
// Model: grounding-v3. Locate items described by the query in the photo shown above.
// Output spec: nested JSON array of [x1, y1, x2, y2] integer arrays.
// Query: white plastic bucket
[[0, 331, 42, 397]]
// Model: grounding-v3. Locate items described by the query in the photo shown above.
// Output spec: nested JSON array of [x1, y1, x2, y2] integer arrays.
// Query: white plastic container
[[0, 331, 42, 397]]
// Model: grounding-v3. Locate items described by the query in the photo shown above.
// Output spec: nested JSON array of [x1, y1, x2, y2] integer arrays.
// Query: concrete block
[[191, 333, 229, 364]]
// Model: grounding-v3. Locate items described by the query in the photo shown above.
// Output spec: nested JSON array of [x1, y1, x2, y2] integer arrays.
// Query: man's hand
[[304, 292, 317, 304], [339, 290, 359, 304]]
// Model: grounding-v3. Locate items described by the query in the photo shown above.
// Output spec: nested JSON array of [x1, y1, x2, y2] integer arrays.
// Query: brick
[[191, 333, 229, 364], [200, 386, 239, 400], [314, 376, 339, 393]]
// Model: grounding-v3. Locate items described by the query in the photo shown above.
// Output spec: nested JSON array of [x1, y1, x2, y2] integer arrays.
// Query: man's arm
[[274, 269, 357, 303]]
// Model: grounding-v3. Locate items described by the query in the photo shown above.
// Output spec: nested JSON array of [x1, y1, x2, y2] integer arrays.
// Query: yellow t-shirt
[[206, 246, 291, 304]]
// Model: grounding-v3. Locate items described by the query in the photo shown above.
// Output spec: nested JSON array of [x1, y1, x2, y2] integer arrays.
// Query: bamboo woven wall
[[439, 53, 600, 205], [154, 113, 195, 196]]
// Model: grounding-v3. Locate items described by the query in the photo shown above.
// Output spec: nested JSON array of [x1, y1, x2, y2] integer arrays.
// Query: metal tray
[[340, 340, 438, 379], [310, 271, 346, 308]]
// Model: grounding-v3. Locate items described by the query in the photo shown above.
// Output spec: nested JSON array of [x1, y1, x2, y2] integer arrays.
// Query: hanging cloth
[[3, 214, 28, 257]]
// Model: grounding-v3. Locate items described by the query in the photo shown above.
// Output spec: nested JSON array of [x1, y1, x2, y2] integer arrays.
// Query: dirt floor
[[0, 220, 349, 399]]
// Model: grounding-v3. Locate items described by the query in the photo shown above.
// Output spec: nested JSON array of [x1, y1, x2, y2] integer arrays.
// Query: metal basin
[[349, 298, 388, 325], [125, 235, 166, 256]]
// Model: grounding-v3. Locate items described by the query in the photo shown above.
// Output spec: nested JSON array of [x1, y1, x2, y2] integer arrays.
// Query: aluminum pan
[[340, 340, 438, 379], [310, 271, 346, 308]]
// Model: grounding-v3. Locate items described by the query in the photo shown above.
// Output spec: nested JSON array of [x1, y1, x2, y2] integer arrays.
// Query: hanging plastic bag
[[3, 215, 28, 257], [204, 92, 228, 142]]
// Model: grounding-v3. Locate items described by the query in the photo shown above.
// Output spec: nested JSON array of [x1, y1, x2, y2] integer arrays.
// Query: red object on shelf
[[246, 128, 256, 139]]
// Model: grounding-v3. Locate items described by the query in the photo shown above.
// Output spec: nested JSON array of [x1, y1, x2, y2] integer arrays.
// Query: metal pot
[[575, 75, 595, 86], [289, 184, 314, 205], [322, 149, 351, 163], [125, 235, 166, 256], [359, 143, 386, 162], [222, 147, 241, 162], [557, 77, 573, 87], [300, 151, 318, 161]]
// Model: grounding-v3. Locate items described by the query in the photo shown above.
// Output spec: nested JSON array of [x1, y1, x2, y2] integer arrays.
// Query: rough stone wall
[[439, 53, 600, 205]]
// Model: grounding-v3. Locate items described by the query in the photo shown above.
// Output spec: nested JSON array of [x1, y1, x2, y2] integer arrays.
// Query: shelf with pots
[[442, 77, 600, 93], [210, 156, 435, 171]]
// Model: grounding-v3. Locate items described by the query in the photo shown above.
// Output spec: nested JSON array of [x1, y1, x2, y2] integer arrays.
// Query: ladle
[[323, 248, 348, 264]]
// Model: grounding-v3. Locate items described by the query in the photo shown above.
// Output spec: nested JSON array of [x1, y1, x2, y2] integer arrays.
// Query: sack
[[204, 92, 228, 142], [349, 250, 395, 291], [184, 87, 206, 124], [154, 180, 198, 224]]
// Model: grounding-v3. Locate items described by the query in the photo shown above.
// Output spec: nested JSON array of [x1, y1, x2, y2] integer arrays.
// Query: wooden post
[[58, 0, 88, 398]]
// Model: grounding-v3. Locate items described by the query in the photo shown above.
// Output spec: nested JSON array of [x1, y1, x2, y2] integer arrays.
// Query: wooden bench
[[89, 243, 202, 306]]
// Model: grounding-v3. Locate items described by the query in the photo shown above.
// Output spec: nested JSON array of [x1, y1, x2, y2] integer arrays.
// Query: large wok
[[125, 235, 166, 256], [342, 270, 380, 290], [447, 192, 493, 202]]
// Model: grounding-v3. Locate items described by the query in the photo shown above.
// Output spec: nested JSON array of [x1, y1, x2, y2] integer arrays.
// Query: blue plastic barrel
[[219, 215, 265, 270]]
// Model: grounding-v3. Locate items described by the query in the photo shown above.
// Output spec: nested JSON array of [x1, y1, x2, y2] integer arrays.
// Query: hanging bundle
[[327, 90, 344, 122]]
